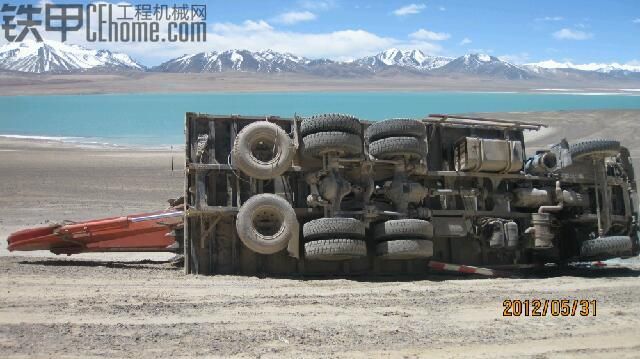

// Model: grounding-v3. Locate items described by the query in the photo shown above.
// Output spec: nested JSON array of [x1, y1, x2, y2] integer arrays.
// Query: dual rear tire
[[365, 118, 427, 160], [303, 218, 434, 261], [303, 218, 366, 261], [300, 114, 363, 158], [373, 219, 434, 260]]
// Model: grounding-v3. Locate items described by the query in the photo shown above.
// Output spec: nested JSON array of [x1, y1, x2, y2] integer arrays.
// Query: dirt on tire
[[365, 118, 426, 142], [301, 132, 363, 158], [368, 137, 427, 160], [304, 238, 367, 261], [303, 218, 365, 240]]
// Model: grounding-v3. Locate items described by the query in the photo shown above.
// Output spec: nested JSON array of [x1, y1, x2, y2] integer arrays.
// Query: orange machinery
[[7, 209, 183, 255]]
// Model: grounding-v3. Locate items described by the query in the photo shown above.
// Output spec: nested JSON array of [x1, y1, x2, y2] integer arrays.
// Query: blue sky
[[5, 0, 640, 65]]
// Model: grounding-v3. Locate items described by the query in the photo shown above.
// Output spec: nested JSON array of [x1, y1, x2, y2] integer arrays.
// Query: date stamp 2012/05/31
[[503, 299, 597, 317]]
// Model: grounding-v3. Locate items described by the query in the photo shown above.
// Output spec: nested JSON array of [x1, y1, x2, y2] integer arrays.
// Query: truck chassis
[[185, 113, 638, 275]]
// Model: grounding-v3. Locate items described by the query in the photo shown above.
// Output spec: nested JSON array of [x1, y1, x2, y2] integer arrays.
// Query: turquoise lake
[[1, 92, 639, 147]]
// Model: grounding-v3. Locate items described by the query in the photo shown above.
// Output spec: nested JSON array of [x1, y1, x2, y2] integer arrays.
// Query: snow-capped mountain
[[525, 59, 640, 74], [154, 48, 455, 75], [352, 48, 452, 72], [153, 49, 310, 73], [0, 40, 143, 73], [435, 53, 532, 80], [3, 42, 639, 83]]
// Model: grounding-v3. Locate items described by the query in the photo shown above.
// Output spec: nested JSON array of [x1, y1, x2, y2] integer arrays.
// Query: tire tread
[[300, 113, 361, 137], [304, 239, 367, 261]]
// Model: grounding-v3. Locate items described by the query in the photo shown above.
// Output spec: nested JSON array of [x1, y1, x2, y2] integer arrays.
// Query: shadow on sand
[[20, 258, 181, 271], [17, 258, 640, 281]]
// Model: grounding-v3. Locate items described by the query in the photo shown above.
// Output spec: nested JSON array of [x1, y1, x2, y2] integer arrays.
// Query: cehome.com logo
[[1, 3, 207, 42]]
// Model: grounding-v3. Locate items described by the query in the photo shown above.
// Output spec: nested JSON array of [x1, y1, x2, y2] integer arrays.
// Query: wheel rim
[[251, 205, 285, 239], [249, 132, 281, 165]]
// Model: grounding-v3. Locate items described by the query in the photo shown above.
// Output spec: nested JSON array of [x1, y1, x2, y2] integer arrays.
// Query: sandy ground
[[1, 72, 639, 96], [1, 256, 640, 358], [0, 138, 182, 261], [1, 110, 640, 357]]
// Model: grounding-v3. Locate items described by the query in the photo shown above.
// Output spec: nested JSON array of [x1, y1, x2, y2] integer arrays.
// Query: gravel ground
[[1, 256, 640, 358]]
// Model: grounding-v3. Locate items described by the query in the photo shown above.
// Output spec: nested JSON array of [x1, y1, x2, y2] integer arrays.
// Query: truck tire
[[365, 118, 426, 142], [300, 113, 361, 137], [368, 137, 427, 160], [619, 147, 635, 182], [373, 219, 434, 241], [231, 121, 294, 180], [236, 194, 298, 255], [304, 238, 367, 261], [302, 131, 362, 158], [303, 218, 365, 240], [376, 239, 433, 260], [570, 139, 620, 160], [580, 236, 633, 258]]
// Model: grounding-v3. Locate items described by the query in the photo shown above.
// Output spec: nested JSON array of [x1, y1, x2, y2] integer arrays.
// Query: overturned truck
[[184, 113, 639, 275]]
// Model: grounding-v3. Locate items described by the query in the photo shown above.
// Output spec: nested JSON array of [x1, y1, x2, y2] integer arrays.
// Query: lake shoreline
[[2, 109, 640, 151], [3, 93, 640, 148], [2, 72, 640, 96], [2, 88, 640, 98]]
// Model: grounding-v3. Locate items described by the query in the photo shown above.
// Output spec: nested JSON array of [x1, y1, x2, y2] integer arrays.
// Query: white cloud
[[18, 1, 209, 65], [298, 0, 334, 11], [393, 4, 426, 16], [30, 15, 444, 64], [439, 6, 446, 11], [633, 18, 640, 24], [552, 28, 593, 40], [273, 11, 317, 25], [498, 52, 530, 64], [399, 41, 443, 54], [409, 29, 450, 41], [459, 37, 472, 46], [469, 48, 493, 54], [212, 20, 274, 33], [536, 16, 564, 21], [12, 1, 445, 65], [206, 20, 447, 61], [207, 20, 400, 61]]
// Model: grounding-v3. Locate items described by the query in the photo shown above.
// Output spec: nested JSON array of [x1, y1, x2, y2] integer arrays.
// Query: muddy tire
[[373, 219, 434, 241], [365, 118, 426, 142], [580, 236, 632, 258], [302, 131, 362, 158], [303, 218, 365, 240], [236, 194, 298, 255], [368, 137, 426, 160], [231, 121, 294, 180], [300, 113, 361, 137], [376, 239, 433, 260], [304, 238, 367, 261], [570, 139, 620, 160]]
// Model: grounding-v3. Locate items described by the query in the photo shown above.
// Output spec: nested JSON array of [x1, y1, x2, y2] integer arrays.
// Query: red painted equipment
[[7, 209, 183, 255], [428, 261, 512, 277]]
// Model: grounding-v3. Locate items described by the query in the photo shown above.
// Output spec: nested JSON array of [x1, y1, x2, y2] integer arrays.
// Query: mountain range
[[0, 41, 143, 73], [1, 40, 639, 82]]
